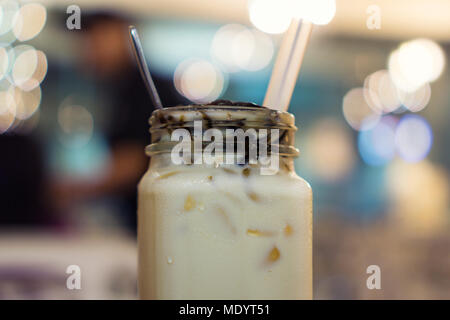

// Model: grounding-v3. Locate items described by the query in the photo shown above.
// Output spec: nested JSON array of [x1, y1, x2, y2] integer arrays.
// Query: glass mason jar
[[138, 103, 312, 299]]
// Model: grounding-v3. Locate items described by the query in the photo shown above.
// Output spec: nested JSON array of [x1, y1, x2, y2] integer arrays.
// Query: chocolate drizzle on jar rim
[[147, 100, 299, 159], [150, 100, 294, 129]]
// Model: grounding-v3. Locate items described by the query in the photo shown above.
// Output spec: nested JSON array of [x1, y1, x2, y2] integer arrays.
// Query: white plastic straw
[[263, 19, 313, 111]]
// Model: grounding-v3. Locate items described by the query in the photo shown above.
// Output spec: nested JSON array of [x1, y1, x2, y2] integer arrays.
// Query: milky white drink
[[138, 102, 312, 299]]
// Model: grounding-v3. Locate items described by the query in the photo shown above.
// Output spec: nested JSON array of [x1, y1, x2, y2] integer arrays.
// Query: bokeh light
[[211, 24, 244, 73], [363, 69, 401, 114], [9, 84, 41, 120], [0, 82, 13, 112], [232, 28, 273, 71], [12, 2, 46, 42], [305, 118, 355, 181], [397, 83, 431, 113], [291, 0, 336, 25], [248, 0, 336, 32], [388, 39, 446, 92], [9, 107, 40, 134], [0, 105, 15, 133], [248, 0, 292, 34], [0, 82, 15, 133], [387, 160, 449, 235], [342, 87, 380, 131], [11, 46, 47, 91], [395, 114, 433, 163], [11, 44, 36, 86], [174, 58, 225, 103], [58, 105, 94, 148], [211, 24, 273, 73], [0, 45, 11, 80], [358, 116, 397, 166], [0, 1, 47, 134], [0, 0, 19, 37]]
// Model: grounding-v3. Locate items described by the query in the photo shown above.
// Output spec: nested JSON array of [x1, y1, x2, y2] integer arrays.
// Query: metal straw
[[129, 25, 163, 109]]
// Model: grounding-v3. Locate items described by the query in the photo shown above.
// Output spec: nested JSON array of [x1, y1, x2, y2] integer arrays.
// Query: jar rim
[[155, 104, 290, 113], [147, 104, 299, 158], [150, 104, 297, 131]]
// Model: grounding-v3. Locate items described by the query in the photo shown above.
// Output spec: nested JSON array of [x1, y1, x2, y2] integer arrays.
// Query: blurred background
[[0, 0, 449, 299]]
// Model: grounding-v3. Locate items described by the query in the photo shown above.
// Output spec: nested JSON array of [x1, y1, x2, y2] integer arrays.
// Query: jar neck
[[148, 153, 296, 175], [146, 104, 299, 175]]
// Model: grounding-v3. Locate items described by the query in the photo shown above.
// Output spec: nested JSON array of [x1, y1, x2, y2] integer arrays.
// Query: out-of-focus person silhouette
[[0, 134, 55, 226], [52, 11, 185, 234]]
